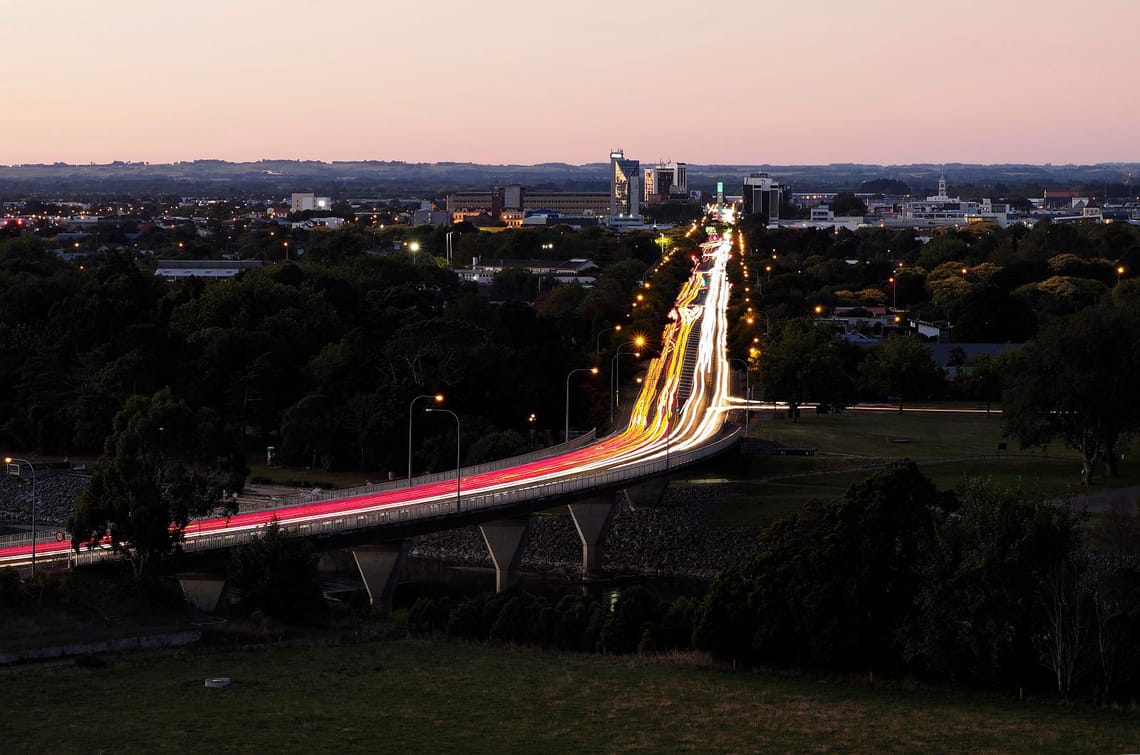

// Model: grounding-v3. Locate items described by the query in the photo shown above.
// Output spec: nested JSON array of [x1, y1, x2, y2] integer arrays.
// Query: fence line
[[0, 528, 67, 548]]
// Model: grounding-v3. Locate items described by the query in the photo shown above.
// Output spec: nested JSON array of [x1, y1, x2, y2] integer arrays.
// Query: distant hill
[[0, 160, 1136, 199]]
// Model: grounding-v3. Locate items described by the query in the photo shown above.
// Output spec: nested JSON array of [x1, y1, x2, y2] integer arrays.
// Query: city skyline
[[3, 0, 1138, 166]]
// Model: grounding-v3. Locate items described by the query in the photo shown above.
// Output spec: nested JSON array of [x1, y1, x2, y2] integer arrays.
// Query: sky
[[2, 0, 1137, 166]]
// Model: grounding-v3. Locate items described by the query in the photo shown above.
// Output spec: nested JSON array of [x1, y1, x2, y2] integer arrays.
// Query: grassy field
[[699, 410, 1137, 527], [0, 638, 1136, 753], [246, 463, 371, 490], [753, 409, 1026, 460], [247, 411, 1130, 530]]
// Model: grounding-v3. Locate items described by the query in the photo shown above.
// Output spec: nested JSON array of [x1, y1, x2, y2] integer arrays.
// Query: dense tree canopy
[[859, 334, 944, 412], [755, 317, 855, 418], [1000, 302, 1140, 484], [68, 388, 247, 576]]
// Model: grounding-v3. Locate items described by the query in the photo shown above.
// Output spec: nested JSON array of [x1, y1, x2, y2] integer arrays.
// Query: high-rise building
[[742, 173, 783, 222], [672, 162, 687, 196], [643, 161, 689, 203], [609, 150, 641, 219]]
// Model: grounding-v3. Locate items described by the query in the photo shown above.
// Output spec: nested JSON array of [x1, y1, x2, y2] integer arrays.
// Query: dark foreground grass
[[0, 638, 1136, 753]]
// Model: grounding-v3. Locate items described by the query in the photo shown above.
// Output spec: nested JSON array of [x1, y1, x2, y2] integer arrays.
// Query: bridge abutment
[[177, 573, 227, 612], [479, 517, 534, 593], [351, 541, 409, 610], [568, 498, 616, 579]]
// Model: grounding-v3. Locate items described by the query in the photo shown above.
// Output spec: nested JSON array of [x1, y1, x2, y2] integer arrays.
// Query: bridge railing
[[0, 529, 66, 549], [67, 425, 741, 567], [245, 429, 600, 512], [66, 426, 743, 567]]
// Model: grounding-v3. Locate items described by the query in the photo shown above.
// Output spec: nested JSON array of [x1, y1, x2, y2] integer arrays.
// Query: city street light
[[4, 457, 36, 575], [610, 336, 647, 422], [1117, 265, 1126, 285], [408, 393, 444, 483], [565, 367, 599, 443], [888, 276, 897, 309], [425, 408, 461, 511], [593, 323, 622, 357], [729, 358, 751, 435]]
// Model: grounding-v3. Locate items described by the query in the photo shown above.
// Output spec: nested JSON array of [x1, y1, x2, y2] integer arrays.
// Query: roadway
[[0, 230, 742, 570]]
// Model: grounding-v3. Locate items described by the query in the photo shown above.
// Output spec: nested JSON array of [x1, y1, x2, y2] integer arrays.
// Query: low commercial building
[[447, 186, 610, 221], [457, 257, 598, 286], [290, 193, 332, 213], [153, 259, 264, 279]]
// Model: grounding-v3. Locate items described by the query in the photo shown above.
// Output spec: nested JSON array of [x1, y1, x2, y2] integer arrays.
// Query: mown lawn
[[0, 638, 1135, 753], [700, 409, 1137, 527], [755, 408, 1020, 460]]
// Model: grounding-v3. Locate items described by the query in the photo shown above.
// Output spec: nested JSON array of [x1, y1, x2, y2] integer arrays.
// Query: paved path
[[1059, 484, 1140, 515]]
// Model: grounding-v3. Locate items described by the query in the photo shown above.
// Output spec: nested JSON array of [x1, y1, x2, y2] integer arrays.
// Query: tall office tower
[[643, 161, 689, 203], [654, 164, 675, 198], [671, 162, 687, 196], [742, 172, 783, 221], [609, 149, 641, 218]]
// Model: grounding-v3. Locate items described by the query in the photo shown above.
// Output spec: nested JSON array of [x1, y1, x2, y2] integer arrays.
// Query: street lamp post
[[593, 324, 621, 358], [4, 457, 36, 575], [425, 408, 461, 511], [565, 367, 598, 443], [889, 276, 897, 309], [408, 393, 444, 483], [729, 358, 751, 435], [610, 337, 646, 423]]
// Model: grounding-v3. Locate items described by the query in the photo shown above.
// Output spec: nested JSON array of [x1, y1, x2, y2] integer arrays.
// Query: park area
[[0, 637, 1137, 753], [705, 406, 1137, 529]]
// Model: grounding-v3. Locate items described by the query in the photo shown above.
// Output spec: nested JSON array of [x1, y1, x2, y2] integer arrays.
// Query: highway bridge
[[1, 229, 745, 606]]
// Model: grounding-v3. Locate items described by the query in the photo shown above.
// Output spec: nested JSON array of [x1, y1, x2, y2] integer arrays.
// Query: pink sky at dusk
[[2, 0, 1137, 166]]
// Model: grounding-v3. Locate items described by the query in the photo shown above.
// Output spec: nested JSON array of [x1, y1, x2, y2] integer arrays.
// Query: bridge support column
[[177, 573, 227, 612], [352, 541, 408, 611], [568, 499, 616, 579], [479, 517, 534, 593]]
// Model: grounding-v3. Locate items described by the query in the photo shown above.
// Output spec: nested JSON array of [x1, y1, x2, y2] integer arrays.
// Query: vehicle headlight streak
[[0, 235, 744, 566]]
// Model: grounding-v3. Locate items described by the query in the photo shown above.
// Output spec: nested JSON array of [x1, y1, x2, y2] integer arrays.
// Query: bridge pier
[[479, 517, 534, 593], [568, 498, 616, 579], [351, 541, 409, 611], [177, 573, 228, 612]]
